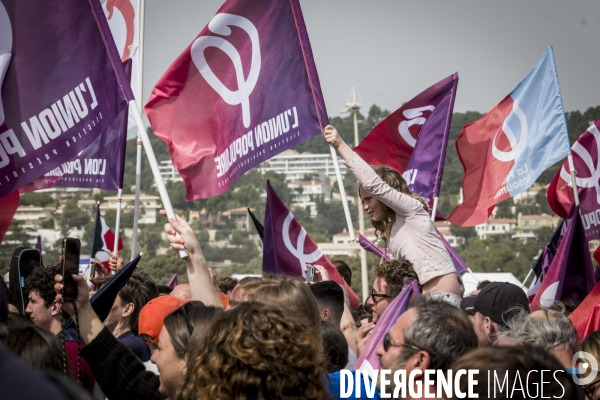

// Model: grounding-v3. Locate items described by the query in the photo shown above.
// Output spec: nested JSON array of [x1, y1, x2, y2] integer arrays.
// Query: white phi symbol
[[491, 101, 528, 162], [398, 106, 435, 148], [560, 123, 600, 204], [0, 1, 13, 126], [282, 212, 323, 278], [191, 13, 261, 129]]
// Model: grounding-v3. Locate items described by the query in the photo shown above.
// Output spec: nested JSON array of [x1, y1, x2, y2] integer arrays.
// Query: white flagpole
[[131, 0, 145, 259], [520, 268, 534, 289], [330, 144, 355, 241], [430, 196, 439, 222], [567, 154, 580, 206], [347, 87, 368, 301], [112, 188, 123, 273], [130, 100, 188, 259]]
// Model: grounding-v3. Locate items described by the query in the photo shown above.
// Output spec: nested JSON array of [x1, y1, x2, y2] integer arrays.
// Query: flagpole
[[520, 268, 534, 289], [330, 145, 355, 242], [130, 100, 188, 259], [346, 87, 368, 301], [567, 154, 581, 206], [430, 197, 439, 222], [131, 0, 145, 259], [113, 188, 123, 270]]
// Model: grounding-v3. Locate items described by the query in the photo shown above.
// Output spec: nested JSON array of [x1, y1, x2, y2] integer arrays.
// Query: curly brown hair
[[177, 302, 330, 400], [374, 259, 420, 298], [364, 165, 428, 246]]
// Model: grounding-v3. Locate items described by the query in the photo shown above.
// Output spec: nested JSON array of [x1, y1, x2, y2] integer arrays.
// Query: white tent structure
[[461, 272, 525, 296]]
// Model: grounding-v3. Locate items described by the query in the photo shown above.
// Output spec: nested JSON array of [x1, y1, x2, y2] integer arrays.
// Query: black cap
[[460, 296, 476, 313], [473, 282, 529, 327]]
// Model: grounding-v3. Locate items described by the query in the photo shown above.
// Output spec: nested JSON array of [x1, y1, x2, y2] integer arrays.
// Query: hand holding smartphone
[[61, 238, 80, 302]]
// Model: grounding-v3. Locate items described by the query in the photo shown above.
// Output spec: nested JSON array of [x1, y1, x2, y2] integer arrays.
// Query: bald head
[[171, 283, 191, 301]]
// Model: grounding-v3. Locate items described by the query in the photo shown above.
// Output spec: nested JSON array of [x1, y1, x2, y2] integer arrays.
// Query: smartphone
[[15, 248, 41, 314], [305, 265, 315, 282], [61, 238, 81, 301]]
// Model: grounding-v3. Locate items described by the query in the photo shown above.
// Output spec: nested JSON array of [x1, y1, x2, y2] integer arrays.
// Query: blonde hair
[[365, 165, 428, 246]]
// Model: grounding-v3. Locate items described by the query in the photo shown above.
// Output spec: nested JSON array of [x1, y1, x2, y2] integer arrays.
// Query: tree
[[449, 225, 477, 240], [535, 188, 553, 215], [20, 192, 54, 207], [495, 198, 514, 218], [60, 200, 92, 235]]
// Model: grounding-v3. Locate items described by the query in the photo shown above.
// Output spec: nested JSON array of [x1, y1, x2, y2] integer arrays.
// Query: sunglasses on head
[[382, 332, 420, 353]]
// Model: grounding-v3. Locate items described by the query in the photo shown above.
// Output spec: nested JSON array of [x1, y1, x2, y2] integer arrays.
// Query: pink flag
[[145, 0, 327, 200], [355, 280, 420, 373], [263, 180, 360, 308]]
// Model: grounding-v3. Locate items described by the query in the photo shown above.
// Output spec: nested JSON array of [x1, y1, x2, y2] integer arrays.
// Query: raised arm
[[324, 125, 423, 217], [161, 211, 223, 308]]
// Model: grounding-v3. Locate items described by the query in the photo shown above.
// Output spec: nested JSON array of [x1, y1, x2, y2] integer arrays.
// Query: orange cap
[[138, 295, 186, 344]]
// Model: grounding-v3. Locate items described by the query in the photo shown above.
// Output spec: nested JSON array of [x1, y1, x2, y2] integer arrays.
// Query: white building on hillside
[[259, 150, 345, 182], [475, 218, 516, 239]]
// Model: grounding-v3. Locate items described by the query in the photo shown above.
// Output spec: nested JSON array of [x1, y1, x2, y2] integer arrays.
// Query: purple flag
[[20, 59, 132, 192], [531, 205, 596, 311], [34, 235, 41, 252], [355, 279, 420, 373], [354, 74, 458, 205], [358, 233, 390, 261], [527, 220, 564, 300], [167, 274, 178, 290], [145, 0, 328, 200], [263, 180, 360, 308], [0, 0, 133, 198]]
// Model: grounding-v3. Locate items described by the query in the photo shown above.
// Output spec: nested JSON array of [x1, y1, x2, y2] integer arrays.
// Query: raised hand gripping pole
[[130, 100, 188, 259]]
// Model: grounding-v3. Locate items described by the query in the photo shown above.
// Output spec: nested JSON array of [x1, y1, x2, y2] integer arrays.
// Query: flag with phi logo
[[0, 0, 133, 199], [448, 47, 571, 226], [548, 119, 600, 239], [262, 180, 360, 308], [145, 0, 327, 200], [354, 73, 458, 203]]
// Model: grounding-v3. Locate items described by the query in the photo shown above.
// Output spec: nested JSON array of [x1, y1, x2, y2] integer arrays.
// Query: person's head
[[25, 264, 62, 334], [577, 330, 600, 399], [171, 283, 192, 301], [178, 301, 329, 400], [376, 296, 477, 394], [321, 320, 348, 373], [359, 165, 428, 244], [476, 279, 491, 291], [331, 259, 352, 287], [157, 285, 173, 296], [227, 276, 261, 308], [451, 345, 576, 399], [367, 259, 419, 324], [217, 276, 238, 298], [241, 275, 322, 330], [104, 273, 159, 336], [472, 282, 530, 345], [138, 295, 187, 347], [3, 325, 69, 374], [151, 301, 223, 398], [514, 305, 578, 369], [310, 281, 344, 328]]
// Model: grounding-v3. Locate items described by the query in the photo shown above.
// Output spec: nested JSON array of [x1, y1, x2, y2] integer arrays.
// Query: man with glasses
[[375, 296, 477, 398], [356, 259, 419, 356]]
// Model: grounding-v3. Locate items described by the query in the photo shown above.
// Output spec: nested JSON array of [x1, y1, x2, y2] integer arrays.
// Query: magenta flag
[[548, 120, 600, 240], [358, 233, 390, 261], [531, 205, 596, 311], [20, 60, 133, 192], [145, 0, 328, 200], [354, 74, 458, 204], [434, 227, 468, 275], [263, 180, 359, 308], [0, 0, 133, 198], [167, 274, 178, 290], [355, 279, 420, 373]]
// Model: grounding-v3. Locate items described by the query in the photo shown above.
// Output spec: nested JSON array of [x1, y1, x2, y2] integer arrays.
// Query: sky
[[142, 0, 600, 119]]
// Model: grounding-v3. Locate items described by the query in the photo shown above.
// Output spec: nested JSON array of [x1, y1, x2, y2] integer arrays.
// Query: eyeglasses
[[383, 333, 420, 353], [583, 378, 600, 399], [369, 289, 391, 303]]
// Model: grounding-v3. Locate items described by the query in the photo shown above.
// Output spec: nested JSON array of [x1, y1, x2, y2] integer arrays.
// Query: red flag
[[145, 0, 328, 200], [263, 181, 360, 308], [530, 205, 596, 311], [0, 190, 19, 243], [569, 281, 600, 339]]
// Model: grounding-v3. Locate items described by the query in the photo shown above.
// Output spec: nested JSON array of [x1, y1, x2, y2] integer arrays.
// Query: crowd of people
[[0, 125, 596, 399]]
